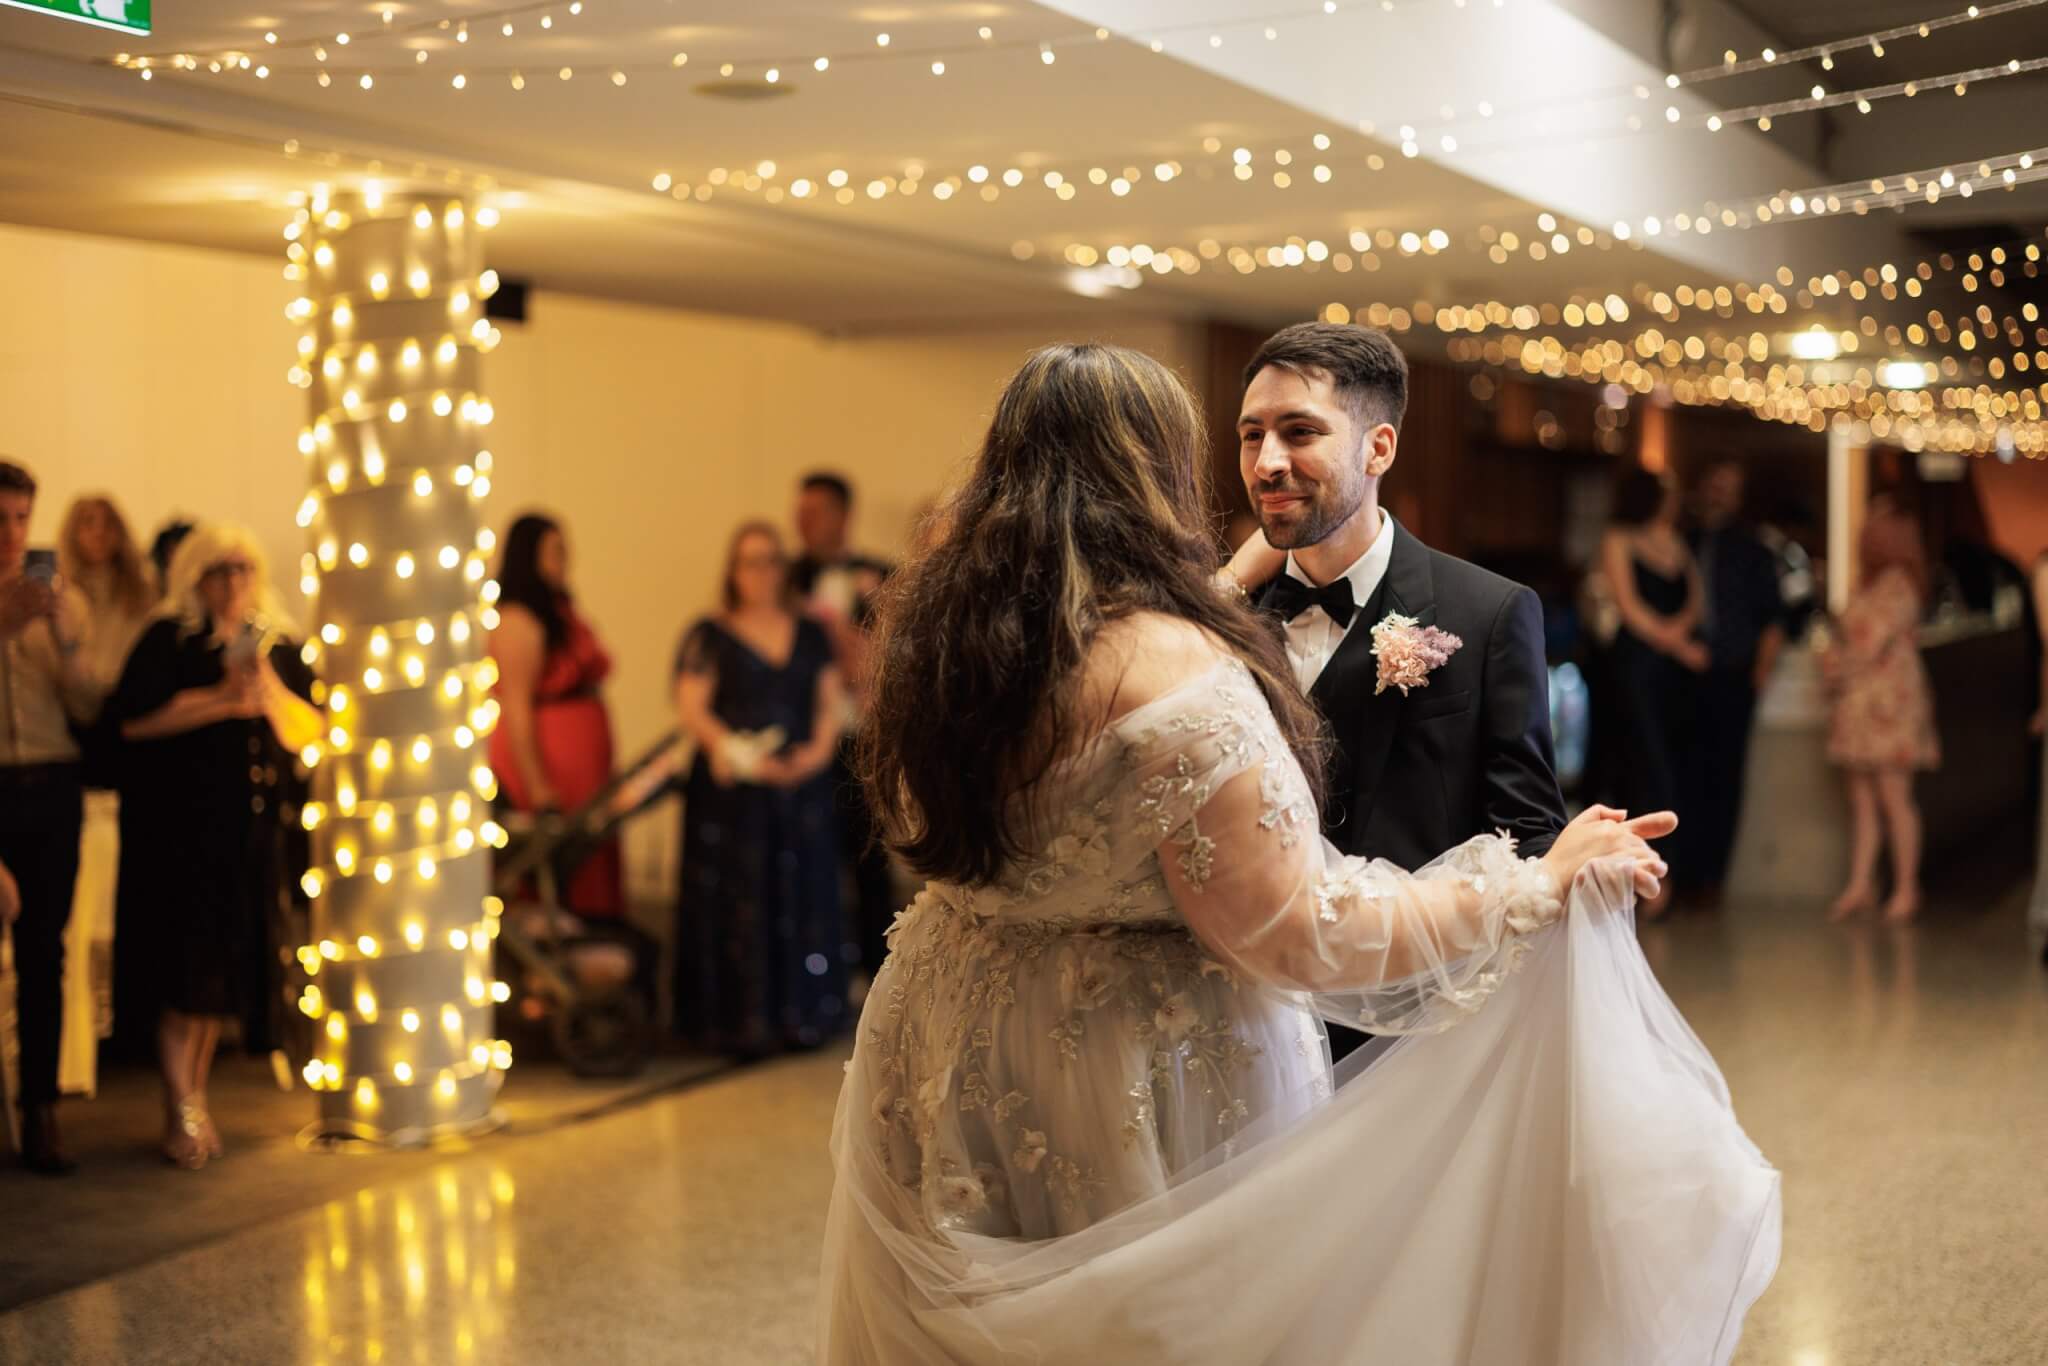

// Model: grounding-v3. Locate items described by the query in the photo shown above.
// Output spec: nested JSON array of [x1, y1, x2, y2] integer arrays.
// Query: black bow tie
[[1268, 574, 1357, 627]]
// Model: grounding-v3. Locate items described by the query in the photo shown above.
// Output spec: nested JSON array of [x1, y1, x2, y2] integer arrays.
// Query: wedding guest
[[790, 472, 896, 980], [673, 522, 847, 1057], [148, 518, 194, 594], [1684, 462, 1786, 905], [1599, 468, 1708, 914], [0, 460, 100, 1175], [489, 513, 623, 916], [57, 494, 155, 1093], [2026, 552, 2047, 965], [108, 524, 320, 1168], [1825, 502, 1939, 923]]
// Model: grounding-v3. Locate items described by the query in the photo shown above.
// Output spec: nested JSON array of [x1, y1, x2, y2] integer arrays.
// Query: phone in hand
[[22, 548, 56, 585], [224, 622, 275, 671]]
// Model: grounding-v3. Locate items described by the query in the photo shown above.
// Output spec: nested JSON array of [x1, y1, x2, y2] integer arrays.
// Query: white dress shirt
[[1281, 512, 1396, 694]]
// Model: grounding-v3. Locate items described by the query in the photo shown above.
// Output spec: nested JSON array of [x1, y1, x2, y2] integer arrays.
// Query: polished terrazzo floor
[[3, 884, 2043, 1365]]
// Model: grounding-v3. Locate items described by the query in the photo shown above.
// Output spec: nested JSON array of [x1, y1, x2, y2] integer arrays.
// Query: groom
[[1239, 324, 1568, 1049]]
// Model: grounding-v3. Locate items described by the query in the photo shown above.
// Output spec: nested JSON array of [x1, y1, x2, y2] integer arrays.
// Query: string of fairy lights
[[104, 0, 2048, 459], [1437, 325, 2045, 456], [1023, 145, 2048, 286], [107, 0, 2048, 161]]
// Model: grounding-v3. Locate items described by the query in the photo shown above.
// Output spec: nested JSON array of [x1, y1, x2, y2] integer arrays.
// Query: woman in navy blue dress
[[673, 522, 848, 1057], [1598, 470, 1708, 914]]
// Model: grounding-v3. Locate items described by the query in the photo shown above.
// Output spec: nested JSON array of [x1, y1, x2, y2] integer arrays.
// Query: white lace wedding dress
[[819, 657, 1780, 1364]]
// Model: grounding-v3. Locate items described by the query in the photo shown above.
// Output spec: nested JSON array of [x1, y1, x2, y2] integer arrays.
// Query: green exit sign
[[0, 0, 151, 34]]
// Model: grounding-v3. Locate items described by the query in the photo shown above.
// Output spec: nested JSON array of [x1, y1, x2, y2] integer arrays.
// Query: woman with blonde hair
[[56, 494, 154, 1087], [106, 524, 320, 1168]]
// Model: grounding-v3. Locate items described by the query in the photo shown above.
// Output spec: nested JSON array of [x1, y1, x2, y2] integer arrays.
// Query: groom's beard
[[1253, 472, 1365, 550]]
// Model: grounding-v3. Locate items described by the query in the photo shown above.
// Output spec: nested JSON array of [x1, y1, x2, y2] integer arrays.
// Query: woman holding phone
[[107, 524, 320, 1169]]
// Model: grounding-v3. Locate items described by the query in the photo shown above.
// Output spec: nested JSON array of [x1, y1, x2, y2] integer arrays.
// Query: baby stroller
[[492, 732, 682, 1077]]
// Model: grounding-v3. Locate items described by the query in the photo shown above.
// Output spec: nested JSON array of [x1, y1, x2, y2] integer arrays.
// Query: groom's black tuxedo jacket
[[1257, 521, 1567, 870]]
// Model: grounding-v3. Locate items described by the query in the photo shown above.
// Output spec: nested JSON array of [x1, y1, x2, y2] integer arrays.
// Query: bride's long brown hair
[[861, 342, 1327, 886]]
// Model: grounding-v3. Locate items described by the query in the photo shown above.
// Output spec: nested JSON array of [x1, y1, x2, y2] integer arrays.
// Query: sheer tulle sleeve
[[1113, 662, 1562, 1034]]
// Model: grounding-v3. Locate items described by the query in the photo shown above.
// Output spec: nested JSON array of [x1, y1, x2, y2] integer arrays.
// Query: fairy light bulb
[[327, 1013, 348, 1041], [372, 807, 394, 835], [437, 1074, 458, 1099], [404, 922, 425, 949], [448, 928, 468, 950], [394, 1062, 413, 1085], [411, 738, 432, 764], [401, 1009, 420, 1033], [356, 1078, 376, 1105], [396, 554, 416, 579], [443, 1005, 462, 1031], [370, 740, 393, 771], [356, 989, 377, 1020]]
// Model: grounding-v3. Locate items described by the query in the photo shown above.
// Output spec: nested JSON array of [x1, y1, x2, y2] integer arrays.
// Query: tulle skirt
[[819, 863, 1780, 1364]]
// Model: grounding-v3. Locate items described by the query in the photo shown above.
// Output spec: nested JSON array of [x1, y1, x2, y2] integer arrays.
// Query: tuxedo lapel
[[1320, 521, 1436, 844]]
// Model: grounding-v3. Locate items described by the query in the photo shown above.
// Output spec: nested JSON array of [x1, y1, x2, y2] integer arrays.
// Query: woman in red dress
[[489, 513, 624, 916]]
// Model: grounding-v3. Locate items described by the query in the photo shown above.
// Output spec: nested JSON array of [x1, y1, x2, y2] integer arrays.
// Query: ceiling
[[0, 0, 2043, 345]]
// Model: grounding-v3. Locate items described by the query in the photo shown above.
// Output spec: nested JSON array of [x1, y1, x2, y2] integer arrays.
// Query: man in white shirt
[[0, 459, 100, 1174]]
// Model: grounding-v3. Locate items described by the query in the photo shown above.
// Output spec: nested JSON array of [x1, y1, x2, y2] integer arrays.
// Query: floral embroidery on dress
[[849, 658, 1560, 1251], [1013, 1129, 1048, 1173]]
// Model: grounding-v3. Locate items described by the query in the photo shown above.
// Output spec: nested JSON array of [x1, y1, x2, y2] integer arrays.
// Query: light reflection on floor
[[292, 1166, 519, 1366]]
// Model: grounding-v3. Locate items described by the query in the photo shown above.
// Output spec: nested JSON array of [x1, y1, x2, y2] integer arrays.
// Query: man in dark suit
[[1236, 324, 1568, 1056]]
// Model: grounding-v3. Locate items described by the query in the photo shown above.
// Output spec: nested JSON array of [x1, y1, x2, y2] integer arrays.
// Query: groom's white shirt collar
[[1282, 511, 1396, 692]]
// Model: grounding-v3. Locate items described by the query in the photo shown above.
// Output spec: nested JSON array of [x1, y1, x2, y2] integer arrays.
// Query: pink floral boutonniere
[[1369, 612, 1463, 696]]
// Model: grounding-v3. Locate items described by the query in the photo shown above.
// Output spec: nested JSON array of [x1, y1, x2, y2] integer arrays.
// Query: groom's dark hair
[[1243, 322, 1409, 433]]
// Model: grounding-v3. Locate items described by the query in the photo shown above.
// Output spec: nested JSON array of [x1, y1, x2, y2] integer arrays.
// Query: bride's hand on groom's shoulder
[[1541, 805, 1675, 903], [1218, 528, 1285, 600]]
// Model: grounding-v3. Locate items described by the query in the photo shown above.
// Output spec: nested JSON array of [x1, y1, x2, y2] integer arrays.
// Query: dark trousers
[[0, 765, 84, 1108], [831, 741, 895, 978], [1684, 672, 1759, 891]]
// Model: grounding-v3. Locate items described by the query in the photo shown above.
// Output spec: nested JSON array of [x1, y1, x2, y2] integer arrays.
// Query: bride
[[818, 343, 1779, 1364]]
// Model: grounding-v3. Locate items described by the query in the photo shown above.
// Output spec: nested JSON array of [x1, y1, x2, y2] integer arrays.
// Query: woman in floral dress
[[1826, 501, 1939, 922]]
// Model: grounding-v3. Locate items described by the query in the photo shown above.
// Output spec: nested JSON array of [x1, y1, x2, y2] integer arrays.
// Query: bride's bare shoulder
[[1080, 612, 1240, 723]]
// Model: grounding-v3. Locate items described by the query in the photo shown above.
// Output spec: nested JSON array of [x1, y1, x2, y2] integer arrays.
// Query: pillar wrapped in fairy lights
[[285, 186, 512, 1143]]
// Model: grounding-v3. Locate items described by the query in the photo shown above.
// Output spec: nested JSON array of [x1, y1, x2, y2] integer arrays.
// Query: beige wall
[[0, 220, 1204, 899]]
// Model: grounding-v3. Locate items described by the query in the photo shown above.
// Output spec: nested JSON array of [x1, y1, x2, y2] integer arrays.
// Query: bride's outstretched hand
[[1218, 527, 1286, 599], [1541, 805, 1676, 904]]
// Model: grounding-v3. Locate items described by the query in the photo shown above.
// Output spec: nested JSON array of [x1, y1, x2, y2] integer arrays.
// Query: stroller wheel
[[553, 987, 652, 1078]]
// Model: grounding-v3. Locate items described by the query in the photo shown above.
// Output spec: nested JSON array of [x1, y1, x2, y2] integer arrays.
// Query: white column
[[285, 188, 512, 1144], [1826, 420, 1869, 616]]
